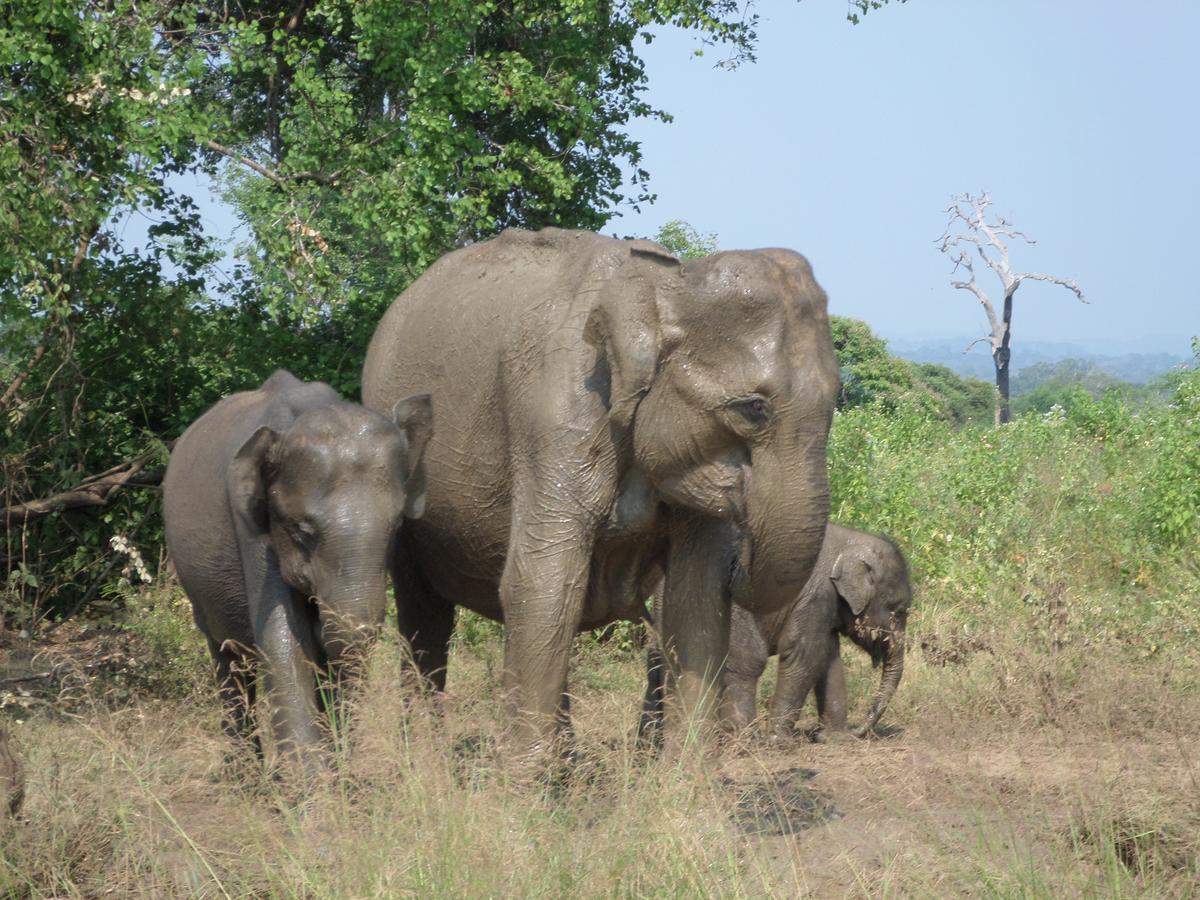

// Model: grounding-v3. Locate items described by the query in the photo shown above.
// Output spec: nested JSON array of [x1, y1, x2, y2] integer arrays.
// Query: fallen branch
[[2, 442, 173, 527]]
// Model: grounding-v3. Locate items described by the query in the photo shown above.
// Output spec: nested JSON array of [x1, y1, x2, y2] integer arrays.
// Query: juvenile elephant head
[[585, 244, 839, 611], [229, 395, 432, 667], [830, 536, 911, 736]]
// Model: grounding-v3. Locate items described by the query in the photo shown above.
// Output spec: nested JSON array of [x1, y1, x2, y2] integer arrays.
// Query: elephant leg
[[659, 512, 737, 750], [208, 636, 261, 759], [720, 603, 769, 734], [248, 560, 324, 771], [721, 671, 762, 734], [258, 615, 323, 768], [497, 510, 593, 767], [393, 532, 457, 693], [769, 631, 836, 741], [815, 642, 849, 734]]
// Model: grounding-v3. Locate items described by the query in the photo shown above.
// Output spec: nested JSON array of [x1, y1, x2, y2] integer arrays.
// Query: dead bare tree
[[937, 192, 1085, 425]]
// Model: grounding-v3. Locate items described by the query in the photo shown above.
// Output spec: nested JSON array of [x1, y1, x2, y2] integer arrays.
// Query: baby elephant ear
[[228, 426, 279, 537], [830, 550, 874, 617], [392, 394, 433, 519]]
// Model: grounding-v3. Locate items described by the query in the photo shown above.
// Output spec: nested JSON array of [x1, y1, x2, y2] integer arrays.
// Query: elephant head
[[586, 243, 839, 612], [830, 536, 911, 736], [229, 395, 432, 667]]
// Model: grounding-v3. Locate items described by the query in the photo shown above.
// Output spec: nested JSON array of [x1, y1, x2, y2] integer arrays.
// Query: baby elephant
[[164, 370, 431, 771], [722, 523, 911, 741]]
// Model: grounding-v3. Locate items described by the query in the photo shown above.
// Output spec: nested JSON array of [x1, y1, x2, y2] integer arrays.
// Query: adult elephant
[[363, 227, 838, 760]]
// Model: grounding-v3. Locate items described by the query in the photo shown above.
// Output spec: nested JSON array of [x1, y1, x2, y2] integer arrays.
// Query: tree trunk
[[993, 344, 1011, 425], [992, 289, 1016, 425]]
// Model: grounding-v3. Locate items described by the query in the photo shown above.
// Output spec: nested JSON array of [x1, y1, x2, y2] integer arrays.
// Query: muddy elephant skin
[[163, 370, 431, 770], [362, 227, 838, 757], [723, 523, 911, 740]]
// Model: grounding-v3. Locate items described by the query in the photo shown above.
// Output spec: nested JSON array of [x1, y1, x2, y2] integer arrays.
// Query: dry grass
[[2, 608, 1199, 898]]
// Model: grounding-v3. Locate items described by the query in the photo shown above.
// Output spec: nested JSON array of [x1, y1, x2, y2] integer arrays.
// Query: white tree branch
[[1013, 271, 1087, 303], [950, 278, 1000, 335], [962, 334, 994, 353]]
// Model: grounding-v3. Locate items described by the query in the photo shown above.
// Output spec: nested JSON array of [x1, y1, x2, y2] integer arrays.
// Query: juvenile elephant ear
[[228, 426, 279, 537], [583, 242, 680, 429], [392, 393, 433, 519], [830, 549, 874, 617]]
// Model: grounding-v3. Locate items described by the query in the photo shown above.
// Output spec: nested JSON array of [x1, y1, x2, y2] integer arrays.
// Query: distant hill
[[883, 336, 1191, 385]]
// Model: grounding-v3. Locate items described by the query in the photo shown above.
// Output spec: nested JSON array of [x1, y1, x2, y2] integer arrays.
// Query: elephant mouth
[[654, 460, 749, 521], [852, 620, 901, 667]]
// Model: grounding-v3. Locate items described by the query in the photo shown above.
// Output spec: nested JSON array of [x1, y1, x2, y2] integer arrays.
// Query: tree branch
[[2, 443, 172, 527], [962, 334, 993, 353], [205, 140, 340, 186], [1014, 271, 1087, 303], [0, 345, 47, 411]]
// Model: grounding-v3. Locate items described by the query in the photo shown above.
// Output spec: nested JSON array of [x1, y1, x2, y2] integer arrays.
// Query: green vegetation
[[829, 340, 1200, 653], [654, 219, 720, 259], [1, 1, 781, 626], [831, 316, 994, 425], [4, 346, 1198, 896], [1009, 357, 1184, 416]]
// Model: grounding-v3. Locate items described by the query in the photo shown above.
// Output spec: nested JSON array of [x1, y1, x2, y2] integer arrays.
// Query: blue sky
[[614, 1, 1198, 353], [137, 1, 1198, 355]]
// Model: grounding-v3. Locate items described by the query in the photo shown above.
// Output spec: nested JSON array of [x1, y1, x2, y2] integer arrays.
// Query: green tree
[[174, 0, 771, 379], [654, 220, 718, 258], [832, 317, 992, 425], [0, 1, 794, 626]]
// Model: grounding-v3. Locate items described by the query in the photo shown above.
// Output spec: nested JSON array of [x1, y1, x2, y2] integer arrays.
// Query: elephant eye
[[289, 522, 319, 552], [729, 394, 771, 426]]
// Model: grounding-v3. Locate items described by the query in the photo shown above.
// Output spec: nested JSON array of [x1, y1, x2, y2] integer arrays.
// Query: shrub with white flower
[[110, 534, 152, 586]]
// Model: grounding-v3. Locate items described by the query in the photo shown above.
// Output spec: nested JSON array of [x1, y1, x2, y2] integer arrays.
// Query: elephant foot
[[765, 724, 801, 747], [810, 726, 855, 745]]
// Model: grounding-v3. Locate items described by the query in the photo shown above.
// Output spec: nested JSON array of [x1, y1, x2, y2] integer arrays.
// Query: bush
[[827, 347, 1200, 653]]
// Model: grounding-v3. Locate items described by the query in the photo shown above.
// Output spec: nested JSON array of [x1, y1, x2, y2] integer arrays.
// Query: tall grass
[[2, 353, 1198, 896]]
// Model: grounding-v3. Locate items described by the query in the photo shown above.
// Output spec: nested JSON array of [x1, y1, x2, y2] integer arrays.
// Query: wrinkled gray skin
[[723, 524, 910, 741], [163, 370, 432, 771], [362, 227, 838, 761]]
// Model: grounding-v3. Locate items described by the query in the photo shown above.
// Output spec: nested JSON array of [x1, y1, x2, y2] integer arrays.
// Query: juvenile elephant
[[362, 227, 838, 762], [723, 523, 911, 741], [163, 370, 431, 770]]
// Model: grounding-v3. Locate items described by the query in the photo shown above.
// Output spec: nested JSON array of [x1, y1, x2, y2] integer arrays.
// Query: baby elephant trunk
[[854, 636, 905, 738], [317, 570, 388, 676]]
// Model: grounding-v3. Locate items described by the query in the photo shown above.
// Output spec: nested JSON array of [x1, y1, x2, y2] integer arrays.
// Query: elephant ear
[[830, 549, 875, 617], [583, 241, 680, 429], [228, 426, 279, 537], [392, 393, 433, 519]]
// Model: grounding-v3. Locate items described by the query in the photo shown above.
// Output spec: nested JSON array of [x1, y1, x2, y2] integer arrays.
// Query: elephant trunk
[[854, 636, 904, 738], [315, 551, 389, 673], [740, 430, 830, 612]]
